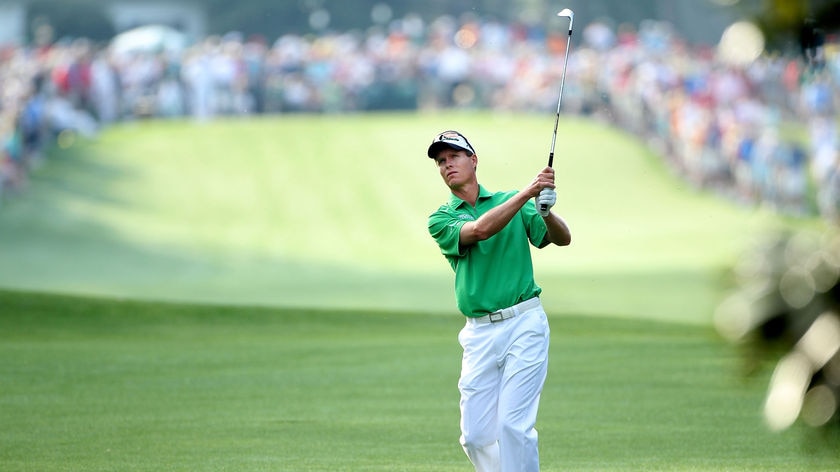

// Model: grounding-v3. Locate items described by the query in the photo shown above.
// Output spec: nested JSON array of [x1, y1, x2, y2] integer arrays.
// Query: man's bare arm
[[459, 191, 531, 248], [542, 212, 571, 246]]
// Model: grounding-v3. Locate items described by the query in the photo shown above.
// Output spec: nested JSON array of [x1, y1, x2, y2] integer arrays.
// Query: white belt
[[469, 297, 541, 324]]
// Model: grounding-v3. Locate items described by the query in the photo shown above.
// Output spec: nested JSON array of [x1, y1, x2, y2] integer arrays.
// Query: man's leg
[[498, 307, 550, 472], [458, 320, 502, 472]]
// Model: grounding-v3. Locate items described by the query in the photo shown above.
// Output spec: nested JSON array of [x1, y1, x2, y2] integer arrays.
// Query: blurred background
[[1, 0, 838, 215], [2, 0, 840, 447]]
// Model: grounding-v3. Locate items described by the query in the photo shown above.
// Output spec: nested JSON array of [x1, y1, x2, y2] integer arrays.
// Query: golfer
[[427, 130, 571, 472]]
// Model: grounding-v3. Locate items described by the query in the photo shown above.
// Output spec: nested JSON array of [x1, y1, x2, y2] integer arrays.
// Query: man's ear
[[471, 154, 478, 169]]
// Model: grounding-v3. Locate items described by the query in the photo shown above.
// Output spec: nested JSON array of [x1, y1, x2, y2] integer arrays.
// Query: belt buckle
[[488, 311, 504, 323]]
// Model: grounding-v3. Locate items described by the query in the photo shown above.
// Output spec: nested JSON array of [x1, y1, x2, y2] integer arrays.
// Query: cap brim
[[427, 141, 471, 158]]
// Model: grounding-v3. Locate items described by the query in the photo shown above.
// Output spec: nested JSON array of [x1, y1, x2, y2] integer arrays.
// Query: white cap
[[427, 130, 476, 158]]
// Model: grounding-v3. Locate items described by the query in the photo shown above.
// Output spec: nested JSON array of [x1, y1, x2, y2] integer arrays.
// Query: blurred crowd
[[1, 15, 839, 221]]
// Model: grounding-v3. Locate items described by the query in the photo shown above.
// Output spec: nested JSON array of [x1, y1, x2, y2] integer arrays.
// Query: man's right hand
[[527, 166, 556, 197]]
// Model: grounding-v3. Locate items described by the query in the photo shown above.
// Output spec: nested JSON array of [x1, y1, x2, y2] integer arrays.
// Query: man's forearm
[[543, 213, 571, 246], [460, 191, 530, 246]]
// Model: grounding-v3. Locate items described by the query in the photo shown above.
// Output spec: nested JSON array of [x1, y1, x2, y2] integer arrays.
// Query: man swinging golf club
[[426, 10, 574, 472], [427, 129, 571, 472]]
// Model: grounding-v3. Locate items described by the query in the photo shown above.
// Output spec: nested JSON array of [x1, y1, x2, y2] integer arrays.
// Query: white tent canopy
[[110, 25, 188, 56]]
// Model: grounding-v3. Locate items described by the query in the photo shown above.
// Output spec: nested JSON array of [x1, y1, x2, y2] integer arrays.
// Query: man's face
[[434, 148, 476, 190]]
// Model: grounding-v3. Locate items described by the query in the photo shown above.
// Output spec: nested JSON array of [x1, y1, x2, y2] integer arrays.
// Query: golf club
[[541, 8, 574, 213]]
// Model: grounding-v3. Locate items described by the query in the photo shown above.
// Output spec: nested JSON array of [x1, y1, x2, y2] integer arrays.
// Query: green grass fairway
[[0, 112, 833, 470], [0, 113, 810, 324], [2, 290, 837, 471]]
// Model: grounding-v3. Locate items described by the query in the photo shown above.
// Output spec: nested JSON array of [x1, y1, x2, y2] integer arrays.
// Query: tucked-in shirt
[[428, 185, 549, 317]]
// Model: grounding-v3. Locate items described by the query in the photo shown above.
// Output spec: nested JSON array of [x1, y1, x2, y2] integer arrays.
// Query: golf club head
[[557, 8, 574, 32]]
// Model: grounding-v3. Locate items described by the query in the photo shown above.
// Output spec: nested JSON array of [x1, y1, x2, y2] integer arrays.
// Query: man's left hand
[[535, 188, 556, 217]]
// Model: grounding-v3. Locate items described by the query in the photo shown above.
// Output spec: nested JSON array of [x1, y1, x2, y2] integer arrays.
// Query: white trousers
[[457, 298, 550, 472]]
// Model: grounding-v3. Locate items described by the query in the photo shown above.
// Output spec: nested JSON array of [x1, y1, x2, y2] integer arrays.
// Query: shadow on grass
[[1, 289, 838, 471]]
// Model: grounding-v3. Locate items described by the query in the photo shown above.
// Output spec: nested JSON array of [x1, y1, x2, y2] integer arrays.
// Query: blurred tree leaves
[[745, 0, 840, 52], [19, 0, 840, 48], [27, 0, 114, 42]]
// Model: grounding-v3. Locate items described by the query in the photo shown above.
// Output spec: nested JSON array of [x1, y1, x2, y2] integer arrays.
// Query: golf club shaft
[[542, 10, 573, 213], [547, 29, 572, 168]]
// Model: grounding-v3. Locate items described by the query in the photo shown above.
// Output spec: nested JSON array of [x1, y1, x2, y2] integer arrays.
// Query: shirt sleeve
[[428, 206, 468, 258], [521, 198, 550, 248]]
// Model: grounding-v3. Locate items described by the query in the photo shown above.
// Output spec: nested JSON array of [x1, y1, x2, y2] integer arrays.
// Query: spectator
[[0, 14, 837, 224]]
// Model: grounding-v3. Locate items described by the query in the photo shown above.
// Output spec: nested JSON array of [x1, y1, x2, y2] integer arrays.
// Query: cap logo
[[427, 130, 476, 158]]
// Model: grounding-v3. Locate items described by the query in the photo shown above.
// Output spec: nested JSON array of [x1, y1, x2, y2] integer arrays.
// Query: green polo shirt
[[428, 185, 550, 317]]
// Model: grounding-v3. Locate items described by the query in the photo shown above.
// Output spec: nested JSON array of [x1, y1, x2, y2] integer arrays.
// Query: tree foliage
[[744, 0, 840, 53], [19, 0, 840, 50]]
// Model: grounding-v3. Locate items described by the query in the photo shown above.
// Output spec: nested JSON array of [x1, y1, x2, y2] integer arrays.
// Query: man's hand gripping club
[[533, 167, 556, 217]]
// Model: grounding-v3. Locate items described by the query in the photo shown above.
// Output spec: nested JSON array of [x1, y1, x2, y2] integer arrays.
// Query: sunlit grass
[[0, 113, 834, 471], [0, 112, 812, 323]]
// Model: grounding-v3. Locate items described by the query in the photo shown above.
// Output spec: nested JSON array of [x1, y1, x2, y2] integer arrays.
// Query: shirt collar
[[448, 185, 491, 209]]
